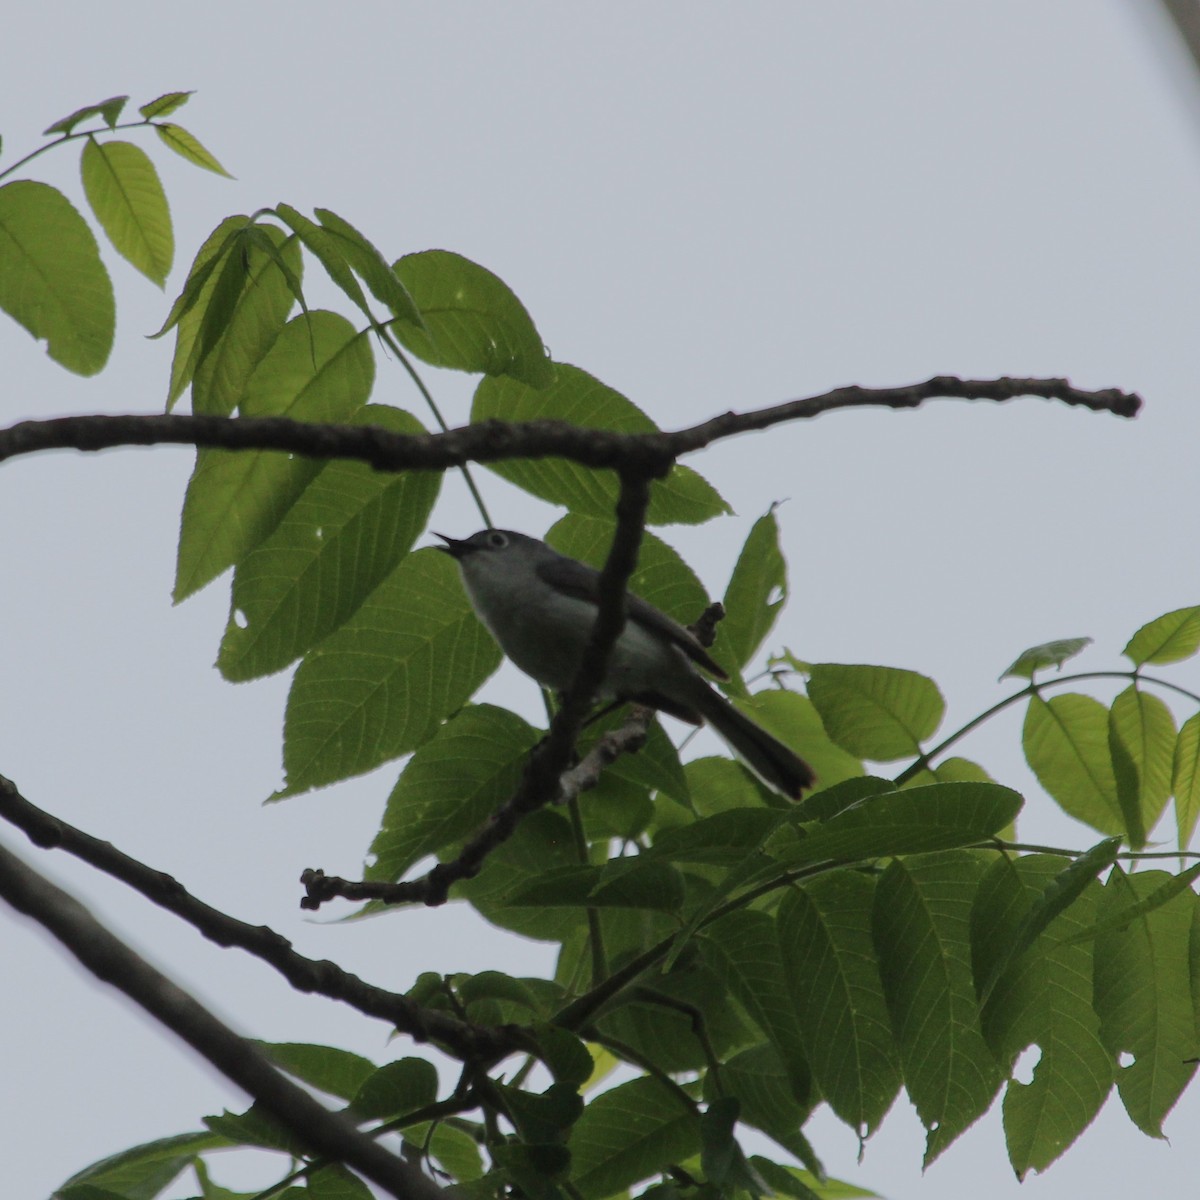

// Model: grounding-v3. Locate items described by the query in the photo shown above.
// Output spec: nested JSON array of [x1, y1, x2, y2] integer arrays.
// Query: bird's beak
[[432, 532, 466, 559]]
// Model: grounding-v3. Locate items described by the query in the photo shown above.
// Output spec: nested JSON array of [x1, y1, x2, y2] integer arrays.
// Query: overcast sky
[[3, 3, 1200, 1198]]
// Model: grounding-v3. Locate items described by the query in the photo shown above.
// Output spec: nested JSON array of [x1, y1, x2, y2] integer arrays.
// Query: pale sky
[[3, 4, 1200, 1198]]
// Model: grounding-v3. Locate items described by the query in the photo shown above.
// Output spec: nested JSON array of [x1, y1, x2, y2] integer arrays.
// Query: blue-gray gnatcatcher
[[436, 529, 816, 798]]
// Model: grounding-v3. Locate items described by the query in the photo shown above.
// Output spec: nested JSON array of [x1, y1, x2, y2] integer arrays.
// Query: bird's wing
[[536, 553, 728, 680]]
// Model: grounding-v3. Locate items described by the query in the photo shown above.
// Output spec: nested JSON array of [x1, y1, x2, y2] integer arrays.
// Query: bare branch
[[667, 375, 1141, 452], [0, 377, 1141, 474], [0, 774, 523, 1065], [0, 834, 444, 1200]]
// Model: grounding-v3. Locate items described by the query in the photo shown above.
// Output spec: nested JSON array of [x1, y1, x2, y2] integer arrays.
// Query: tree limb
[[0, 834, 444, 1200], [0, 774, 524, 1065], [0, 376, 1141, 474]]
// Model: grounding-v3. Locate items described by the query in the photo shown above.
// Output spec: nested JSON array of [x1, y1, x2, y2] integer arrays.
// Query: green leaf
[[174, 314, 372, 601], [532, 1023, 594, 1088], [777, 781, 1022, 866], [500, 1081, 584, 1143], [567, 1077, 702, 1199], [44, 96, 128, 134], [275, 202, 371, 316], [494, 1140, 571, 1198], [778, 872, 901, 1134], [54, 1132, 228, 1200], [978, 836, 1122, 1003], [807, 663, 945, 760], [458, 810, 586, 942], [702, 1046, 819, 1169], [1023, 692, 1122, 834], [1108, 685, 1175, 848], [719, 509, 787, 671], [392, 248, 553, 385], [240, 224, 307, 314], [503, 861, 687, 913], [195, 241, 251, 363], [971, 855, 1113, 1179], [1000, 637, 1092, 680], [933, 755, 996, 784], [473, 365, 730, 525], [203, 1103, 308, 1155], [139, 91, 193, 119], [155, 122, 233, 176], [749, 1158, 879, 1199], [316, 208, 423, 324], [217, 405, 440, 680], [277, 548, 502, 795], [0, 180, 114, 374], [57, 1184, 129, 1200], [651, 808, 786, 865], [189, 225, 303, 416], [309, 1164, 375, 1200], [81, 138, 173, 285], [1093, 867, 1200, 1137], [413, 1123, 485, 1183], [457, 973, 562, 1026], [684, 755, 767, 817], [1174, 711, 1200, 849], [1123, 605, 1200, 667], [698, 1097, 744, 1191], [793, 775, 893, 823], [576, 772, 655, 843], [367, 704, 540, 881], [1067, 863, 1200, 947], [703, 909, 813, 1109], [598, 957, 752, 1075], [872, 852, 1001, 1164], [252, 1041, 376, 1101], [159, 215, 252, 403], [153, 219, 243, 339], [349, 1057, 439, 1120]]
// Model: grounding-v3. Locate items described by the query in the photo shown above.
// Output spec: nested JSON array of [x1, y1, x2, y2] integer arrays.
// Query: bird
[[435, 529, 816, 798]]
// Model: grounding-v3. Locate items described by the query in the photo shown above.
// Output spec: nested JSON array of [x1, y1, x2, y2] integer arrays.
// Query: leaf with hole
[[0, 181, 114, 375]]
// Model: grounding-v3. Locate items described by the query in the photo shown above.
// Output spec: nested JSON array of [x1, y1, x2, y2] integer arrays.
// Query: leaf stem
[[990, 838, 1200, 863], [895, 669, 1200, 785], [377, 325, 494, 528], [566, 795, 608, 987], [0, 118, 157, 183]]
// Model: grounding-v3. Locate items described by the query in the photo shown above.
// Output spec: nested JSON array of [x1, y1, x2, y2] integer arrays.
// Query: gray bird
[[436, 529, 816, 798]]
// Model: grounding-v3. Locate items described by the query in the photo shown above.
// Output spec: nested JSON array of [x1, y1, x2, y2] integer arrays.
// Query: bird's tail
[[692, 682, 817, 799]]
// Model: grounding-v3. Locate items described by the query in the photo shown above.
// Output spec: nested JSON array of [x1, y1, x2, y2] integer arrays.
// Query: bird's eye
[[487, 531, 508, 549]]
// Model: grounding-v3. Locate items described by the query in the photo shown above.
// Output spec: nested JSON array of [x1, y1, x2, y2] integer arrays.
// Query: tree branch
[[0, 835, 444, 1200], [301, 471, 655, 911], [0, 376, 1141, 474], [0, 774, 524, 1065]]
